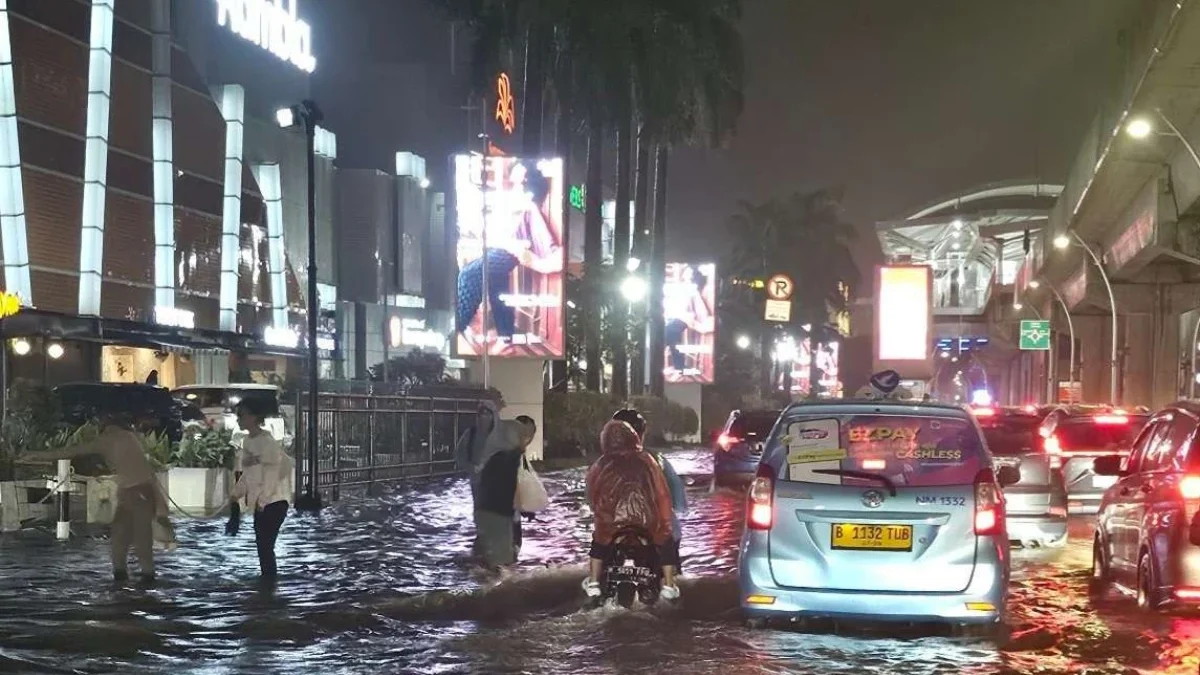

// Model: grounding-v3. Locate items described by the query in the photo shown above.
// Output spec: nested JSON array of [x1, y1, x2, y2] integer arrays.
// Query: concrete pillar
[[1076, 315, 1112, 404]]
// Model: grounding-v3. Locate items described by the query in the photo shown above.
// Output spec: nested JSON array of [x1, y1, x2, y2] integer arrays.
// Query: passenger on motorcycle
[[583, 419, 681, 601], [611, 409, 688, 557]]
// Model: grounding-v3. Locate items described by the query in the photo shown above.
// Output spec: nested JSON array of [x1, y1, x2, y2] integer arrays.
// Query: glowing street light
[[620, 275, 647, 302], [46, 343, 65, 360], [1013, 301, 1023, 311], [1028, 279, 1040, 289], [1125, 117, 1153, 140], [11, 338, 30, 356], [1053, 234, 1070, 250], [736, 335, 751, 350]]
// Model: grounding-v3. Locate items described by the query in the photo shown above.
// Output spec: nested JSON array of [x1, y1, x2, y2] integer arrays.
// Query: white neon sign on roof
[[215, 0, 316, 73]]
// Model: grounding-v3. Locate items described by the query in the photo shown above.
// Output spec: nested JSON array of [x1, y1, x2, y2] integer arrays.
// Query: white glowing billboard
[[875, 265, 932, 377]]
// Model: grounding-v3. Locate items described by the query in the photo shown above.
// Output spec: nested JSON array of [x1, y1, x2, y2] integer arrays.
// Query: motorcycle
[[599, 527, 663, 608]]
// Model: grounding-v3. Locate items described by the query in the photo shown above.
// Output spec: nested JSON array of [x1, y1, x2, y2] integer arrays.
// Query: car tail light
[[717, 434, 739, 451], [1181, 476, 1200, 500], [1043, 434, 1062, 470], [973, 469, 1003, 536], [1093, 415, 1129, 425], [972, 408, 996, 418], [747, 464, 775, 530]]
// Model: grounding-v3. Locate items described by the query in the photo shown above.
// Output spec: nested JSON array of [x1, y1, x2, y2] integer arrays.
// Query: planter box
[[0, 480, 54, 532], [165, 468, 231, 517]]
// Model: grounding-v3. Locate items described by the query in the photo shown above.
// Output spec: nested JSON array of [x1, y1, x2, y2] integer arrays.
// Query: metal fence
[[293, 387, 498, 501]]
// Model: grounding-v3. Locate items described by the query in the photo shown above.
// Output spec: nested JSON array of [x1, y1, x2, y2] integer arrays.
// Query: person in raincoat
[[611, 409, 688, 561], [474, 419, 527, 568], [582, 420, 680, 601], [20, 412, 174, 582]]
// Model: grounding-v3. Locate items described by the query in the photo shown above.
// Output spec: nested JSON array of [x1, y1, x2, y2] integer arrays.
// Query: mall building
[[0, 0, 340, 387]]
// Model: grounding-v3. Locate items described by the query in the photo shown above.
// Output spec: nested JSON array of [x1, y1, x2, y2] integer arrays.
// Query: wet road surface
[[1, 448, 1198, 674]]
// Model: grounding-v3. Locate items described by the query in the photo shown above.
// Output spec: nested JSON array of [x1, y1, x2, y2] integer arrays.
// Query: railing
[[293, 386, 500, 501]]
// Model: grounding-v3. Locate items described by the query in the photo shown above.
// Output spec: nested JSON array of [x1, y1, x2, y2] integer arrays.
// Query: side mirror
[[1093, 455, 1125, 477], [997, 465, 1021, 487]]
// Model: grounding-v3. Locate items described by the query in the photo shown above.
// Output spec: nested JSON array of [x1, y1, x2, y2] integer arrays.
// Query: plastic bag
[[514, 457, 549, 512]]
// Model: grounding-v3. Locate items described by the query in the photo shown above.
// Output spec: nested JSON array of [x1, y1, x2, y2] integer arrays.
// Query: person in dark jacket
[[474, 420, 526, 568], [512, 415, 538, 557]]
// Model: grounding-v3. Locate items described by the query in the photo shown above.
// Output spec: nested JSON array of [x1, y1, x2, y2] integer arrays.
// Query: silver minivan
[[740, 400, 1017, 627], [1093, 402, 1200, 610], [974, 407, 1068, 547]]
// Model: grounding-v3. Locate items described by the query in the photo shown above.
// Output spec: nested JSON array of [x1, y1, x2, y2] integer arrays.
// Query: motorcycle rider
[[583, 419, 680, 601], [611, 409, 688, 561]]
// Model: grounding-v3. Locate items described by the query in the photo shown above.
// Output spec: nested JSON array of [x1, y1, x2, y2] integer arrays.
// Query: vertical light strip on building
[[0, 0, 30, 301], [253, 163, 287, 328], [217, 84, 244, 332], [150, 0, 174, 308], [77, 0, 116, 316]]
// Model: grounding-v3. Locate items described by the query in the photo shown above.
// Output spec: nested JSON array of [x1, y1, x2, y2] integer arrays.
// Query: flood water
[[1, 448, 1199, 674]]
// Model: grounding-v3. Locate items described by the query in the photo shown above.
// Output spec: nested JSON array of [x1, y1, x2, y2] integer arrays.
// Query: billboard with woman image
[[453, 155, 565, 358], [663, 262, 716, 383]]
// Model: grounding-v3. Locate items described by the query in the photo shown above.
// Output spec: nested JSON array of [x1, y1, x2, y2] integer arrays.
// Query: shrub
[[175, 428, 236, 469], [543, 390, 615, 458]]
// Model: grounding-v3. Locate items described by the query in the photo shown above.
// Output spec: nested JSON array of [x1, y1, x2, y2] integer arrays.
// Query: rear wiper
[[812, 469, 898, 497]]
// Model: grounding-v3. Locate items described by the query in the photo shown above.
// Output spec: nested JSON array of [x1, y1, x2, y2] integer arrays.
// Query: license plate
[[1093, 475, 1117, 488], [608, 565, 654, 581], [832, 523, 914, 551]]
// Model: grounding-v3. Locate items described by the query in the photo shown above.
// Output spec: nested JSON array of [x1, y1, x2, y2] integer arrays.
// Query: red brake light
[[972, 408, 996, 417], [747, 464, 775, 530], [1093, 415, 1129, 425], [861, 458, 887, 471], [1023, 405, 1037, 414], [1181, 476, 1200, 500], [1043, 434, 1063, 469], [973, 469, 1003, 536], [717, 434, 739, 451]]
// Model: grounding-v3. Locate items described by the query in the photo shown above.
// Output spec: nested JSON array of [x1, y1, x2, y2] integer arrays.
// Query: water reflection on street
[[3, 449, 1200, 674]]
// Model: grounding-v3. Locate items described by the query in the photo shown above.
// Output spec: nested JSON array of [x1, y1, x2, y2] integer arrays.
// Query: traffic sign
[[764, 299, 791, 322], [766, 274, 794, 301], [1019, 320, 1051, 351]]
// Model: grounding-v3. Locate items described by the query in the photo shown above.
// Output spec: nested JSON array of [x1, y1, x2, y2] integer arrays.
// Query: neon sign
[[569, 184, 586, 212], [495, 72, 515, 134], [215, 0, 317, 73], [0, 292, 21, 318]]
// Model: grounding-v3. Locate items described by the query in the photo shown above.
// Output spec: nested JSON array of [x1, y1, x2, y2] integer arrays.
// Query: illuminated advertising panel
[[664, 262, 716, 384], [786, 340, 842, 397], [875, 265, 932, 377], [453, 154, 565, 358]]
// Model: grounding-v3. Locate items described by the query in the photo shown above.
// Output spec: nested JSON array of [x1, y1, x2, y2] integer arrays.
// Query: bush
[[543, 390, 615, 458], [175, 428, 236, 469]]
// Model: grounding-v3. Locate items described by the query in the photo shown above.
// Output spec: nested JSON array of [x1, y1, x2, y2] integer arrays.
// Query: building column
[[151, 0, 174, 309], [218, 85, 245, 332], [0, 0, 30, 301], [1075, 315, 1112, 404], [253, 163, 288, 329], [77, 0, 116, 316]]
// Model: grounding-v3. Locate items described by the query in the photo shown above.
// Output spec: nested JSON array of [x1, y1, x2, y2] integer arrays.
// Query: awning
[[0, 309, 305, 359]]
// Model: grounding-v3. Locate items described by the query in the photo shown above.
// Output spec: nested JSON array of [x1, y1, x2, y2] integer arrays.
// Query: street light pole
[[1071, 232, 1119, 405], [1045, 283, 1077, 402], [278, 100, 324, 513]]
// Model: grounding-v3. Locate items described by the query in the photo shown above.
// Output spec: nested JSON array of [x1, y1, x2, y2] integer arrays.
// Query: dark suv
[[54, 382, 184, 443], [712, 409, 782, 488]]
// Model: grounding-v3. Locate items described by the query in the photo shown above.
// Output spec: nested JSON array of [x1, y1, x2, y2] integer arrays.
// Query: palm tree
[[725, 190, 859, 399]]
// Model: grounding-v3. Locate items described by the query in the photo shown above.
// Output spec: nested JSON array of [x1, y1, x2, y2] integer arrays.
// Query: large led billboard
[[453, 155, 565, 358], [875, 264, 932, 377], [664, 262, 716, 384]]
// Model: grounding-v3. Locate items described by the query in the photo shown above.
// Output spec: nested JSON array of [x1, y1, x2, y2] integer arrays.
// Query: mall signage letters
[[154, 306, 195, 330], [215, 0, 317, 73], [0, 292, 21, 319], [495, 73, 515, 134], [569, 184, 586, 212]]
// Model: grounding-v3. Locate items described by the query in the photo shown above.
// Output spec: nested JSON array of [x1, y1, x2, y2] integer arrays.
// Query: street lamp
[[276, 99, 324, 513], [736, 335, 751, 350], [1055, 230, 1118, 404], [1125, 117, 1153, 140], [620, 275, 647, 303]]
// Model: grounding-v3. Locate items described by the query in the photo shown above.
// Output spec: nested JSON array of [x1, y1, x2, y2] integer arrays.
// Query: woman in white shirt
[[230, 399, 293, 580]]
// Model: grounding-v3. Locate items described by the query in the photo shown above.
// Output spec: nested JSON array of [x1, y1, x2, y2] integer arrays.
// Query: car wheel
[[1137, 549, 1164, 611], [1089, 535, 1109, 591]]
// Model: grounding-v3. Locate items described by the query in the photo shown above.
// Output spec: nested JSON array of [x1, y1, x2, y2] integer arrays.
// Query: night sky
[[309, 0, 1144, 272]]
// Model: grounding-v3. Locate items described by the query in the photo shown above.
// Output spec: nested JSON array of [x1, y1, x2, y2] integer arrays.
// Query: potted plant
[[165, 428, 235, 516]]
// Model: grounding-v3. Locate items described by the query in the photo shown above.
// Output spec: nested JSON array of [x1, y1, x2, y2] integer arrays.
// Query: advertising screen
[[453, 154, 565, 358], [663, 262, 716, 384], [786, 340, 842, 397], [875, 264, 932, 377]]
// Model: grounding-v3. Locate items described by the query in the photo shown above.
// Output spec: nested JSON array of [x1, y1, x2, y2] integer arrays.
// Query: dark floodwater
[[1, 449, 1199, 674]]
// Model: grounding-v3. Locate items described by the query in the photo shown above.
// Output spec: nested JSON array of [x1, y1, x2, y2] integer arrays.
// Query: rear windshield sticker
[[787, 447, 849, 464], [848, 426, 919, 443], [896, 447, 964, 463], [784, 419, 841, 453]]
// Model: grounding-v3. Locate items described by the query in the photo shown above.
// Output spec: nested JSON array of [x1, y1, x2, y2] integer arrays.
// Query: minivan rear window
[[981, 418, 1041, 456], [729, 411, 781, 437], [1056, 416, 1148, 452], [777, 414, 985, 487]]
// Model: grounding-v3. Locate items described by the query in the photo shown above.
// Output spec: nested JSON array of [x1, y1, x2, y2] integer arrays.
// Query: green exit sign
[[1019, 319, 1051, 351], [569, 184, 586, 212]]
